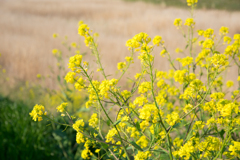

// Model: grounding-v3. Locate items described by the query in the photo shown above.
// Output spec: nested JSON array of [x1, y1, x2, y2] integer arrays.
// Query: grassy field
[[125, 0, 240, 11], [0, 0, 240, 87]]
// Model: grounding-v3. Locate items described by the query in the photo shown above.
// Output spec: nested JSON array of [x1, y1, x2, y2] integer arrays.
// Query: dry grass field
[[1, 0, 240, 87]]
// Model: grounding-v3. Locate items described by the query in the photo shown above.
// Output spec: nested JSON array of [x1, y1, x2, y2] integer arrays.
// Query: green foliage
[[124, 0, 240, 11], [0, 96, 90, 160]]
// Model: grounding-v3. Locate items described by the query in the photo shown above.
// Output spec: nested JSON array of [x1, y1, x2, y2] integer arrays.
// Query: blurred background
[[1, 0, 240, 159]]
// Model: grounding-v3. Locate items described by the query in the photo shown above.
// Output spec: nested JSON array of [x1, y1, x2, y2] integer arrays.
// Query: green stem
[[81, 65, 131, 160]]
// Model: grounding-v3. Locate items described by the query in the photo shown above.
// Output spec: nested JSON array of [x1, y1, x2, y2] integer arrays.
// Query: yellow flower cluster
[[105, 128, 117, 143], [68, 54, 83, 72], [81, 139, 94, 159], [29, 104, 47, 121], [75, 77, 86, 91], [73, 119, 85, 132], [229, 141, 240, 158], [152, 35, 164, 46], [64, 72, 76, 84], [136, 136, 149, 148], [117, 62, 126, 71], [176, 56, 193, 67], [198, 136, 222, 158], [138, 82, 151, 93], [88, 113, 98, 128], [174, 18, 182, 28], [126, 32, 151, 50], [134, 151, 151, 160], [174, 138, 199, 159], [56, 102, 68, 116], [186, 0, 198, 6], [166, 112, 181, 126], [174, 69, 189, 84], [78, 21, 94, 47], [184, 18, 195, 27]]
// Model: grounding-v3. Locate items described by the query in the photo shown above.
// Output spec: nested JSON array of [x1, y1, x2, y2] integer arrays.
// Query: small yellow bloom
[[219, 26, 229, 36], [56, 102, 68, 113], [184, 18, 195, 26], [52, 49, 58, 55], [52, 33, 58, 38], [71, 42, 77, 48], [117, 62, 126, 71], [174, 18, 182, 28], [2, 69, 6, 73], [226, 80, 234, 88], [36, 74, 41, 78]]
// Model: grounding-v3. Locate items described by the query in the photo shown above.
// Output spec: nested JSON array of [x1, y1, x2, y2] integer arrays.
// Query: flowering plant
[[30, 0, 240, 159]]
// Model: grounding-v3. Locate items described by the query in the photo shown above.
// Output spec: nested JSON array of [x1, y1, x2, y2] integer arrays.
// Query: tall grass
[[1, 0, 240, 88]]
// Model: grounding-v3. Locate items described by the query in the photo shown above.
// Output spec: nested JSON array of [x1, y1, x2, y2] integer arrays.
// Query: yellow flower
[[134, 151, 151, 160], [73, 119, 85, 132], [193, 121, 205, 130], [117, 62, 126, 71], [174, 18, 182, 28], [175, 48, 183, 53], [166, 112, 181, 126], [160, 49, 167, 57], [177, 56, 193, 67], [229, 141, 240, 158], [88, 113, 98, 128], [71, 42, 77, 48], [197, 30, 204, 36], [202, 39, 214, 49], [138, 82, 151, 93], [203, 28, 214, 38], [105, 128, 117, 143], [186, 0, 198, 6], [75, 77, 86, 91], [52, 49, 58, 55], [56, 102, 68, 113], [29, 104, 47, 121], [76, 132, 85, 144], [226, 80, 234, 88], [152, 35, 162, 46], [136, 136, 149, 148], [95, 149, 101, 153], [64, 72, 76, 84], [52, 33, 58, 38], [223, 36, 232, 44], [174, 69, 187, 84], [184, 18, 195, 26], [219, 26, 229, 36], [125, 56, 133, 62]]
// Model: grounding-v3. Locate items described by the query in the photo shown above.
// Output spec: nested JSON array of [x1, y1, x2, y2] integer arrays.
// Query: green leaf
[[113, 118, 122, 126], [77, 107, 90, 112], [219, 129, 225, 140], [129, 141, 143, 151], [135, 122, 140, 130], [100, 143, 108, 150], [185, 44, 189, 49], [213, 51, 220, 54]]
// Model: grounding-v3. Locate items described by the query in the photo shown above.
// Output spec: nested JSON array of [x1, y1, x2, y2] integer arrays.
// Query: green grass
[[124, 0, 240, 11], [0, 95, 85, 160]]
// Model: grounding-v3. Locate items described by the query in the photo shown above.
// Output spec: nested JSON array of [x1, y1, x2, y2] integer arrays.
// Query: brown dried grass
[[0, 0, 240, 87]]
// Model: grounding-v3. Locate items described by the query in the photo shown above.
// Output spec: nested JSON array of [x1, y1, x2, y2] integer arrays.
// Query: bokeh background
[[1, 0, 240, 86], [1, 0, 240, 159]]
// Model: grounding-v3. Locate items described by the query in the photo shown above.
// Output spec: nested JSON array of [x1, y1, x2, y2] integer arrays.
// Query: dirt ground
[[0, 0, 240, 87]]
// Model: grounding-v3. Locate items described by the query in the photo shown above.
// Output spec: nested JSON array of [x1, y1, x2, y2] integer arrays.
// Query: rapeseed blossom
[[29, 104, 47, 121]]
